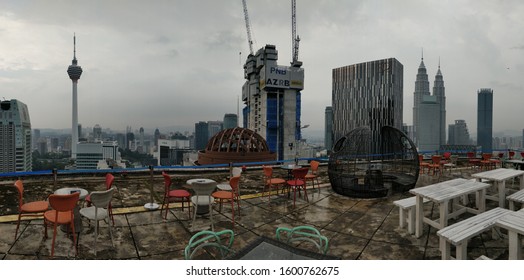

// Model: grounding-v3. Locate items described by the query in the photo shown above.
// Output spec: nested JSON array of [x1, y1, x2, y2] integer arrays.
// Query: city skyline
[[1, 1, 523, 137]]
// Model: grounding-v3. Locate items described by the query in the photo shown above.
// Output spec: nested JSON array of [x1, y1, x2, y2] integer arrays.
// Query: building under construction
[[242, 45, 304, 161]]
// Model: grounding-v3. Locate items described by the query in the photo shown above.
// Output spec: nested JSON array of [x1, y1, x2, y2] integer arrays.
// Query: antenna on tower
[[421, 47, 424, 61]]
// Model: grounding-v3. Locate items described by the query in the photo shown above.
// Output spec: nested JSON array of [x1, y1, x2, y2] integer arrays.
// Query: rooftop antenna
[[421, 47, 424, 61]]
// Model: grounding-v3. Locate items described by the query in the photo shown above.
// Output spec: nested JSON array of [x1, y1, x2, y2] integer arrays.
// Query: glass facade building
[[0, 99, 32, 172], [332, 58, 404, 153], [477, 88, 493, 153]]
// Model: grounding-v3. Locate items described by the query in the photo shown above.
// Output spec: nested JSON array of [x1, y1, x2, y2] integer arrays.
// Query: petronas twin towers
[[413, 54, 446, 152]]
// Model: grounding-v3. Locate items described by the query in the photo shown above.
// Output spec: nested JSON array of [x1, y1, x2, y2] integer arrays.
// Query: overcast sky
[[1, 0, 523, 137]]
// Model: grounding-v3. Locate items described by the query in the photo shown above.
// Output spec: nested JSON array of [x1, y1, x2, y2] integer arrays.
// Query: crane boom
[[291, 0, 300, 64], [242, 0, 254, 55]]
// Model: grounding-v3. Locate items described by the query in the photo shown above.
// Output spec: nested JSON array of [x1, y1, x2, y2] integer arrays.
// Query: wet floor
[[0, 166, 515, 260]]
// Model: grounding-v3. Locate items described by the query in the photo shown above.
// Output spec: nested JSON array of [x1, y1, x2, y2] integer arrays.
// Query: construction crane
[[291, 0, 301, 65], [242, 0, 254, 55]]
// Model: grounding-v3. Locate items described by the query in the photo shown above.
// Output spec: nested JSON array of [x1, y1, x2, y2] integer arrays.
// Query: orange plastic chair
[[467, 152, 480, 169], [44, 192, 80, 258], [13, 180, 49, 240], [480, 153, 494, 170], [441, 152, 452, 165], [287, 167, 310, 207], [305, 160, 320, 193], [428, 155, 442, 176], [212, 176, 241, 226], [418, 154, 429, 174], [263, 166, 286, 202], [85, 173, 115, 225], [160, 171, 191, 219]]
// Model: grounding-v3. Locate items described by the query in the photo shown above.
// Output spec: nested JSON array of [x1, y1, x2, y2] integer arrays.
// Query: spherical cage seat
[[328, 126, 419, 198]]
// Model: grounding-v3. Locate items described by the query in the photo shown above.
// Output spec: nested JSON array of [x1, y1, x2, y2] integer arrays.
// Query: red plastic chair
[[467, 152, 480, 169], [44, 192, 80, 258], [85, 173, 115, 225], [305, 160, 321, 193], [263, 166, 286, 202], [13, 180, 49, 240], [480, 153, 494, 170], [418, 154, 429, 174], [509, 151, 515, 160], [287, 167, 309, 207], [428, 155, 442, 176], [212, 176, 241, 226], [160, 172, 191, 219]]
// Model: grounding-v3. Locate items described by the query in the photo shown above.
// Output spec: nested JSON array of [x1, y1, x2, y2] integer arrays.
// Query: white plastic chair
[[79, 187, 115, 256], [217, 167, 242, 191], [191, 181, 217, 231]]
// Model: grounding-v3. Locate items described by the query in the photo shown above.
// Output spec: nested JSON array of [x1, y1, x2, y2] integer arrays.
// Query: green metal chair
[[276, 225, 329, 254], [184, 229, 235, 260]]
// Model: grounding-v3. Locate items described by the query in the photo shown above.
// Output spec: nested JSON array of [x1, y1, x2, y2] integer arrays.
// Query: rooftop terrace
[[0, 163, 516, 260]]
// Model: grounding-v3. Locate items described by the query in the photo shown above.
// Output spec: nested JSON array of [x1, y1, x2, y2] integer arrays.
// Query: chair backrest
[[48, 192, 79, 212], [521, 152, 524, 159], [191, 181, 217, 196], [292, 167, 309, 180], [13, 180, 24, 207], [467, 152, 475, 159], [229, 176, 240, 195], [310, 160, 320, 173], [498, 152, 504, 159], [232, 167, 242, 177], [509, 151, 515, 158], [162, 172, 172, 193], [431, 155, 441, 164], [263, 166, 273, 178], [276, 226, 329, 254], [105, 173, 115, 190], [443, 152, 451, 160], [89, 188, 115, 209], [184, 230, 235, 260], [482, 153, 492, 160]]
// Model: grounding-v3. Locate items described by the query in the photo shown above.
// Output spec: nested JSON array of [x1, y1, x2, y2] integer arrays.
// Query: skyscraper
[[194, 121, 209, 151], [413, 54, 446, 152], [477, 88, 493, 152], [0, 99, 32, 172], [448, 120, 471, 145], [67, 34, 83, 159], [324, 106, 333, 152], [223, 113, 238, 129], [332, 58, 403, 152], [242, 45, 305, 161]]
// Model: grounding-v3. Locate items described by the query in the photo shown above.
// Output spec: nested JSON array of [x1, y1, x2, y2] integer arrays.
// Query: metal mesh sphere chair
[[190, 181, 217, 231], [184, 229, 235, 260], [79, 188, 116, 256], [160, 172, 191, 219], [287, 167, 309, 207], [13, 180, 49, 240], [212, 176, 241, 226], [276, 225, 329, 254], [263, 166, 286, 202], [44, 192, 80, 258]]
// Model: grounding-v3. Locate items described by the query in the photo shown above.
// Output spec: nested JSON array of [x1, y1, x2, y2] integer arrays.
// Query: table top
[[505, 159, 524, 164], [495, 209, 524, 235], [409, 178, 490, 202], [472, 168, 524, 181], [186, 178, 217, 185], [227, 236, 340, 260], [54, 187, 89, 200]]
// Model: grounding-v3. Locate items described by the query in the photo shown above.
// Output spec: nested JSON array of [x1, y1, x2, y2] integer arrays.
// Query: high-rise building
[[67, 35, 83, 159], [324, 106, 333, 152], [242, 45, 305, 161], [0, 99, 32, 172], [413, 54, 446, 152], [332, 58, 403, 153], [223, 113, 238, 130], [477, 88, 493, 152], [33, 129, 40, 150], [93, 124, 102, 141], [195, 121, 209, 150], [448, 120, 471, 145], [207, 121, 223, 139], [76, 141, 122, 170]]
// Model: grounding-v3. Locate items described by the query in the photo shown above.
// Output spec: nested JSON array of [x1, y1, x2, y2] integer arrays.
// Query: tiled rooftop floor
[[0, 166, 515, 260]]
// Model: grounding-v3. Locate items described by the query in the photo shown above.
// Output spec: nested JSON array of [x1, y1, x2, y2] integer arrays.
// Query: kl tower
[[67, 34, 83, 159]]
